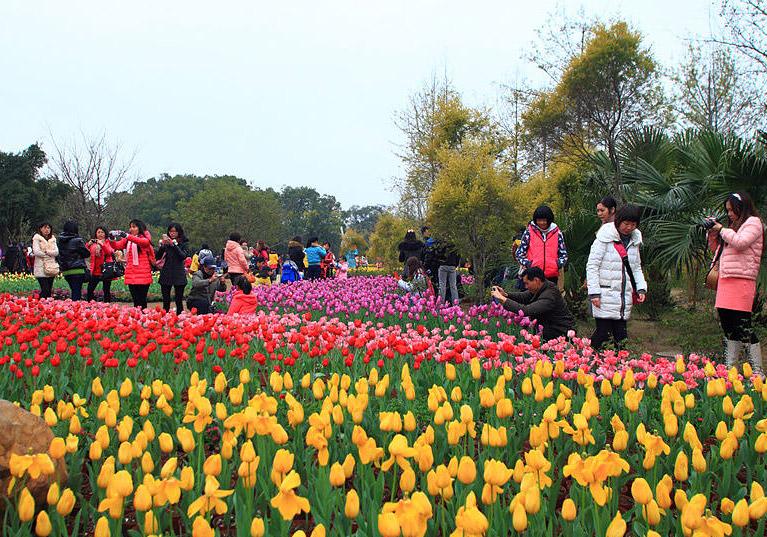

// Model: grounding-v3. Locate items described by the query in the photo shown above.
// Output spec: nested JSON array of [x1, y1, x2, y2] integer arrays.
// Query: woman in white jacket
[[586, 205, 648, 350], [32, 222, 59, 298]]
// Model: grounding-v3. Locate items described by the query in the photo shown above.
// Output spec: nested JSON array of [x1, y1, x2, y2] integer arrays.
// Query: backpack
[[280, 260, 301, 283]]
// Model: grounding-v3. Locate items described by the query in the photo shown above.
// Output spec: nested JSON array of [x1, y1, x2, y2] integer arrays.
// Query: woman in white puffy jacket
[[32, 222, 59, 299], [586, 205, 648, 349]]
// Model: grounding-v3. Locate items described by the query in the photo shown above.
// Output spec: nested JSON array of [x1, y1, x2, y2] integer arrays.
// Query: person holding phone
[[158, 223, 190, 314], [86, 226, 114, 302]]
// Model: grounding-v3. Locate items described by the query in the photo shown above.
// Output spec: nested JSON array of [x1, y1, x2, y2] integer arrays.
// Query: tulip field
[[1, 276, 767, 536]]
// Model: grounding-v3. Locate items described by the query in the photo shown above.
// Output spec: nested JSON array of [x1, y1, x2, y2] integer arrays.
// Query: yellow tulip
[[752, 482, 765, 501], [562, 498, 577, 521], [203, 454, 222, 477], [631, 478, 652, 505], [329, 462, 346, 487], [750, 497, 767, 520], [94, 516, 110, 537], [512, 502, 527, 531], [378, 512, 400, 537], [674, 451, 689, 482], [18, 487, 35, 522], [250, 517, 265, 537], [345, 489, 360, 518], [457, 456, 476, 485], [176, 427, 195, 452], [47, 482, 60, 506], [35, 510, 52, 537], [605, 511, 626, 537], [732, 498, 750, 527], [57, 488, 76, 516], [134, 484, 152, 512]]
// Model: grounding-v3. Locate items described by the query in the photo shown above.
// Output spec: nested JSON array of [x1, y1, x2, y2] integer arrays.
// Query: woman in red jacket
[[110, 219, 154, 308], [86, 226, 115, 302]]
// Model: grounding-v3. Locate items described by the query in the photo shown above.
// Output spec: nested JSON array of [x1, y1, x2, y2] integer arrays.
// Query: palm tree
[[584, 127, 767, 303]]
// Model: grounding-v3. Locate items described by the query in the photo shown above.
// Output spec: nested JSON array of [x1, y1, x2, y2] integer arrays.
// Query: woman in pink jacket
[[708, 192, 764, 369], [224, 232, 249, 285], [110, 219, 154, 309]]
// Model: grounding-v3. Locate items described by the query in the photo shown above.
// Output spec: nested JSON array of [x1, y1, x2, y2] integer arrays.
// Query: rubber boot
[[726, 339, 743, 367], [748, 342, 763, 374]]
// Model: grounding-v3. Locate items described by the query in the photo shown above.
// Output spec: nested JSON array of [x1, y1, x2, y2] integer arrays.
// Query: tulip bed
[[1, 277, 766, 537], [0, 273, 163, 303]]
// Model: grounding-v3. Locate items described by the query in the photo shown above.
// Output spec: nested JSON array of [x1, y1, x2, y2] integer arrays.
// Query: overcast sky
[[0, 0, 719, 209]]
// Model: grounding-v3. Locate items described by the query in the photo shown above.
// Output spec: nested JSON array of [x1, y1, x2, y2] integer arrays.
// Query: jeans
[[718, 308, 758, 344], [87, 278, 112, 302], [161, 284, 186, 314], [438, 265, 458, 303], [305, 265, 322, 280], [64, 274, 87, 301], [187, 297, 211, 314], [129, 284, 150, 309], [590, 318, 628, 350], [37, 277, 54, 298]]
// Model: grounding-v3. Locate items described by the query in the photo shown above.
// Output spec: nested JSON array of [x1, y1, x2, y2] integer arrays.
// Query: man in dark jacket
[[491, 267, 575, 341], [187, 256, 227, 314]]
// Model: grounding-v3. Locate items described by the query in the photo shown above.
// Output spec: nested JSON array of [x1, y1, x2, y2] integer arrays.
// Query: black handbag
[[101, 261, 125, 281]]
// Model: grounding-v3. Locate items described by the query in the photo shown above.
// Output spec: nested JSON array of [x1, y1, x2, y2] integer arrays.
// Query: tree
[[555, 22, 667, 196], [342, 205, 387, 239], [671, 43, 764, 135], [717, 0, 767, 75], [520, 91, 568, 178], [48, 132, 136, 234], [278, 186, 343, 251], [368, 212, 415, 267], [0, 144, 70, 245], [428, 140, 516, 300], [340, 229, 367, 258], [175, 183, 284, 252], [393, 79, 499, 221]]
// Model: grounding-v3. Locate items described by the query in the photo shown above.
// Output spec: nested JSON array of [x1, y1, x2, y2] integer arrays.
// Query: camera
[[109, 230, 127, 240], [701, 218, 718, 230]]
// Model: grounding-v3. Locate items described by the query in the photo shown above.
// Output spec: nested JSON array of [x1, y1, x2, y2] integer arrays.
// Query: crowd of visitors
[[2, 190, 763, 368]]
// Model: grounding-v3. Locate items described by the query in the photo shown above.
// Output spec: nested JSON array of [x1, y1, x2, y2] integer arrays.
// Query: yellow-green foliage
[[367, 213, 415, 267]]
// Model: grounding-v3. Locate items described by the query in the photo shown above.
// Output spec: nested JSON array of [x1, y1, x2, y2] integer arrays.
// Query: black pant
[[37, 277, 54, 298], [718, 308, 758, 344], [64, 274, 87, 301], [86, 278, 112, 302], [129, 284, 150, 309], [187, 297, 211, 314], [161, 284, 186, 314], [305, 265, 322, 280], [591, 318, 628, 350]]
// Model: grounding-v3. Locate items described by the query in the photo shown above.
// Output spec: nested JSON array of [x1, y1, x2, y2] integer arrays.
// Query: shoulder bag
[[612, 242, 641, 304], [705, 240, 724, 291]]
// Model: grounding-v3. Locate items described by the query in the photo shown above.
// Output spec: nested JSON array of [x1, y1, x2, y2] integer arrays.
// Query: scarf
[[127, 234, 146, 266]]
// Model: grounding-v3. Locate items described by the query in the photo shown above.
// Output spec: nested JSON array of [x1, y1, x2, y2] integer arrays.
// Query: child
[[336, 259, 349, 279], [254, 257, 272, 286], [228, 278, 258, 315]]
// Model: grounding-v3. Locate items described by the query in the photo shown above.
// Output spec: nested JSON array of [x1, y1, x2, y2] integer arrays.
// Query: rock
[[0, 399, 68, 504]]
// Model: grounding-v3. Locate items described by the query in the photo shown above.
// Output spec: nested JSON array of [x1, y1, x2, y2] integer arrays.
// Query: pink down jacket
[[708, 216, 764, 280]]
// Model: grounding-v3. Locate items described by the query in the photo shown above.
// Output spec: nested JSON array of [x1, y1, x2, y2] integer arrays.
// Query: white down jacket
[[586, 223, 647, 320]]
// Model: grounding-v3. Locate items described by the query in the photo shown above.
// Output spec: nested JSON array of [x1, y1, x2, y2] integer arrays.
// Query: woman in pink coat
[[708, 192, 764, 369], [110, 219, 154, 309]]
